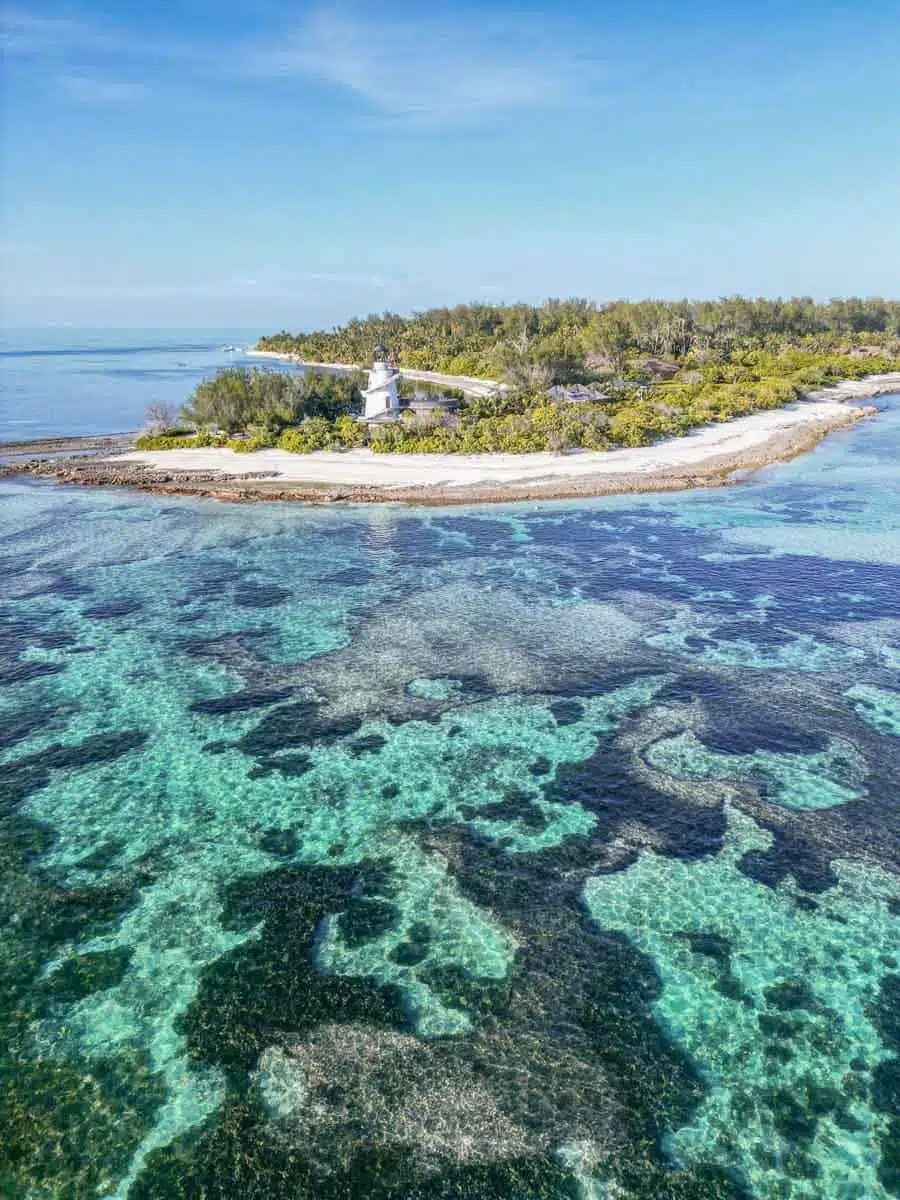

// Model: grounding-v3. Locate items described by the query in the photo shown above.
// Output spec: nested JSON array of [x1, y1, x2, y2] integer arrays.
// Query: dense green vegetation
[[138, 299, 900, 455], [258, 296, 900, 380], [182, 367, 363, 432], [368, 351, 897, 453]]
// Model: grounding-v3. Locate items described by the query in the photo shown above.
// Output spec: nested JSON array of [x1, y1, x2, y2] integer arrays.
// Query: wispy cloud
[[2, 3, 600, 125], [250, 6, 591, 124]]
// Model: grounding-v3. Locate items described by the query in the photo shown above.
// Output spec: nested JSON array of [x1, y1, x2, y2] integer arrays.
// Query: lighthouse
[[362, 344, 401, 420]]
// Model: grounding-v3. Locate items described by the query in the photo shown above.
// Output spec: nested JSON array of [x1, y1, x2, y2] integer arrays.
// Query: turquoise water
[[1, 380, 899, 1196]]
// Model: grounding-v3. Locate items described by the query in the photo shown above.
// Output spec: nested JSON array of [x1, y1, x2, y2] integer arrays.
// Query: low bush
[[134, 432, 226, 450], [226, 435, 275, 452], [334, 415, 368, 448], [277, 418, 335, 454], [179, 367, 362, 433]]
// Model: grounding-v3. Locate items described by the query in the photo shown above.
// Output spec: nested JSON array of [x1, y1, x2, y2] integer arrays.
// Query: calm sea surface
[[0, 328, 265, 439], [1, 332, 898, 1199]]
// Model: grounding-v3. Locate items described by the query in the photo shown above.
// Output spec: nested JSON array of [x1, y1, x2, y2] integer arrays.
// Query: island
[[4, 296, 900, 504]]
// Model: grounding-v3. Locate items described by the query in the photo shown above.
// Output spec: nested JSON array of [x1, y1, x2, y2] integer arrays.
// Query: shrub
[[334, 415, 367, 448], [134, 432, 226, 450], [226, 435, 275, 453], [276, 418, 334, 454], [181, 367, 362, 433]]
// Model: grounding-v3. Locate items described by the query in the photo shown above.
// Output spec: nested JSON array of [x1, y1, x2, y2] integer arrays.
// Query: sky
[[2, 0, 899, 329]]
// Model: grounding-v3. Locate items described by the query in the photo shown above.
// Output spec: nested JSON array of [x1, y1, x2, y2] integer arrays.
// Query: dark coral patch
[[237, 701, 362, 757], [247, 753, 312, 780], [453, 672, 496, 700], [232, 583, 291, 609], [258, 828, 298, 859], [178, 863, 407, 1076], [182, 628, 273, 662], [869, 974, 900, 1050], [675, 931, 751, 1006], [208, 699, 362, 778], [872, 1059, 899, 1117], [0, 730, 148, 811], [0, 1053, 166, 1199], [190, 688, 294, 716], [31, 630, 77, 650], [338, 899, 400, 948], [545, 743, 727, 862], [75, 839, 125, 871], [764, 1086, 818, 1143], [459, 790, 549, 833], [0, 710, 55, 752], [176, 608, 209, 624], [322, 567, 377, 587], [878, 1124, 900, 1198], [41, 574, 92, 599], [39, 948, 133, 1007], [657, 676, 829, 757], [83, 598, 143, 620], [676, 931, 731, 966], [765, 979, 820, 1012], [550, 700, 584, 727], [867, 972, 900, 1193], [350, 734, 387, 756], [758, 1013, 804, 1039], [0, 659, 66, 686], [388, 922, 432, 966], [739, 830, 839, 894]]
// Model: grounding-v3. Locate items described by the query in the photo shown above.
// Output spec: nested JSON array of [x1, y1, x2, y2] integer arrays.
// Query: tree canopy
[[258, 296, 900, 381], [179, 367, 363, 433], [138, 297, 900, 456]]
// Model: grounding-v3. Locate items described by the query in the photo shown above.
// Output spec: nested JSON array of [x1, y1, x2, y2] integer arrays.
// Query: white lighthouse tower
[[362, 344, 401, 420]]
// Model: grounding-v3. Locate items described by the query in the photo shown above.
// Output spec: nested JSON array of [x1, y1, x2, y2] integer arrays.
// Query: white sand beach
[[111, 397, 877, 491]]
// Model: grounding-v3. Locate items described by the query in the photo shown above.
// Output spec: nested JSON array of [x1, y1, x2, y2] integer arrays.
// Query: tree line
[[145, 367, 364, 436], [257, 296, 900, 382]]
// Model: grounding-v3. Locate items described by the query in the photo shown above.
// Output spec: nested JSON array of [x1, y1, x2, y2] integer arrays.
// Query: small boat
[[222, 345, 241, 353]]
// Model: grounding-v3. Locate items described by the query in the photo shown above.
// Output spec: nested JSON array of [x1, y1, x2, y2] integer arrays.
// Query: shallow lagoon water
[[1, 396, 899, 1199]]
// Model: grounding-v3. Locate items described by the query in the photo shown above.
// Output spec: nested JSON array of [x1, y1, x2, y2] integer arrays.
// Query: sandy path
[[244, 350, 499, 398]]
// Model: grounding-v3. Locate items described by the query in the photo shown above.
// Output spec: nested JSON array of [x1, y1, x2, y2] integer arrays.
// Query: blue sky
[[2, 0, 899, 328]]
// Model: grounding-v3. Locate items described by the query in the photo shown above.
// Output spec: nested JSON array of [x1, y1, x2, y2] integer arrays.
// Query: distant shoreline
[[4, 372, 898, 504]]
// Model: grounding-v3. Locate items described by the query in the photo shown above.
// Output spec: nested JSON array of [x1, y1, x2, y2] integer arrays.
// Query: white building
[[362, 344, 401, 420]]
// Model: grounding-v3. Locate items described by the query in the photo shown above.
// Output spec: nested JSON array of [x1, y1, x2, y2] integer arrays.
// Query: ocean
[[0, 328, 266, 440], [1, 331, 898, 1199]]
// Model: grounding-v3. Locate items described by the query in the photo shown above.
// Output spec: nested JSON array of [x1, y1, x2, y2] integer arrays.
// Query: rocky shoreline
[[0, 432, 138, 457], [0, 405, 878, 506]]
